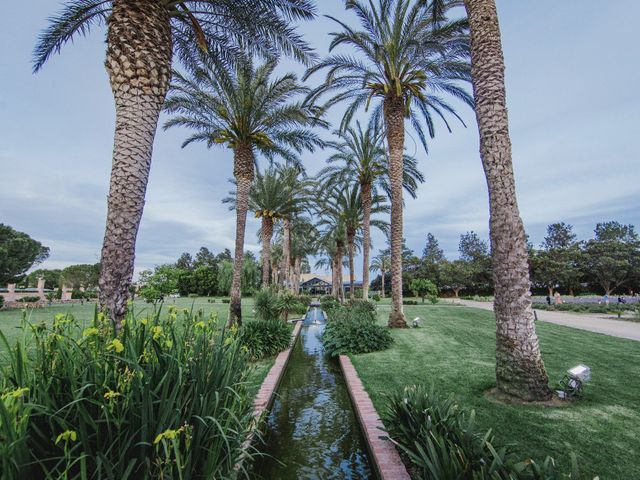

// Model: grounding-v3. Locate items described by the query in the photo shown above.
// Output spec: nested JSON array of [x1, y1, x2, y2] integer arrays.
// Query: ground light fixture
[[557, 364, 591, 399], [411, 317, 423, 328]]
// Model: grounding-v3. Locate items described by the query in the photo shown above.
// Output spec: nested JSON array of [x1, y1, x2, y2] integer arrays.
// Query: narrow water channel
[[251, 307, 375, 479]]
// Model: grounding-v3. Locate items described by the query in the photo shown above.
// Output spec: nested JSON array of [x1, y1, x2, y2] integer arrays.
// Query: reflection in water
[[251, 308, 374, 479]]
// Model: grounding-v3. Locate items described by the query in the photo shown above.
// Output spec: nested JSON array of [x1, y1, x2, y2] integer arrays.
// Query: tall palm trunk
[[381, 268, 386, 298], [293, 256, 302, 293], [464, 0, 551, 401], [99, 0, 172, 322], [261, 216, 274, 288], [331, 250, 340, 299], [347, 230, 356, 300], [361, 181, 372, 300], [384, 95, 407, 327], [281, 218, 291, 290], [336, 240, 345, 302], [229, 143, 254, 326]]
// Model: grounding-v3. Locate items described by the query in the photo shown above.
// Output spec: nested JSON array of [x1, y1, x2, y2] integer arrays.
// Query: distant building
[[299, 274, 332, 295]]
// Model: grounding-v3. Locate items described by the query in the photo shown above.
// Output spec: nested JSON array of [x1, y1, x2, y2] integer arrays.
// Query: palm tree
[[463, 0, 551, 400], [305, 0, 473, 327], [164, 59, 324, 325], [370, 252, 391, 298], [289, 218, 317, 293], [315, 220, 347, 301], [319, 182, 389, 300], [224, 165, 303, 289], [320, 120, 424, 299], [34, 0, 316, 322]]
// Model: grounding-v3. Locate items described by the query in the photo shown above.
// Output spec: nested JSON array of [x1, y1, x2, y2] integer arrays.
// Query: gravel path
[[456, 300, 640, 342]]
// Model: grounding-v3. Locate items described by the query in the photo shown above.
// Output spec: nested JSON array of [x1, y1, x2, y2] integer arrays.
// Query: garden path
[[457, 300, 640, 342]]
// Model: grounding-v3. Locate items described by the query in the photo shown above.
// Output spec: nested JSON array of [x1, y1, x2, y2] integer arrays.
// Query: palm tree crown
[[34, 0, 316, 72], [164, 59, 325, 162], [304, 0, 473, 147]]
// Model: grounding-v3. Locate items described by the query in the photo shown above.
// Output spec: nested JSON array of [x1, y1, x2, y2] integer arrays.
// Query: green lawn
[[352, 302, 640, 479], [0, 297, 271, 392]]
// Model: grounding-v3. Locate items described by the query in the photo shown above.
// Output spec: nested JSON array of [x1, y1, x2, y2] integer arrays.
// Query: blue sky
[[1, 1, 638, 278]]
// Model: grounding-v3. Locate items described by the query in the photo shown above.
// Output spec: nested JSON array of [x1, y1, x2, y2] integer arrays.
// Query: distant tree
[[0, 224, 49, 284], [582, 222, 640, 295], [458, 231, 492, 292], [530, 223, 581, 295], [194, 247, 217, 268], [439, 260, 473, 298], [370, 253, 390, 298], [193, 265, 218, 296], [61, 263, 101, 289], [410, 278, 438, 304], [242, 253, 261, 295], [137, 264, 180, 296], [420, 233, 445, 283], [24, 269, 62, 290], [175, 252, 194, 271], [217, 261, 233, 296], [177, 270, 196, 297], [216, 249, 233, 264]]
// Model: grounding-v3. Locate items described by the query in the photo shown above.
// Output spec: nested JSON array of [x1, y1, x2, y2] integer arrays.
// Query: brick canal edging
[[252, 319, 303, 420], [339, 355, 411, 480], [235, 319, 303, 471]]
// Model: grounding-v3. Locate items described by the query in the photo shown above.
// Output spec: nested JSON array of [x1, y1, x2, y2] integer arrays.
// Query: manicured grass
[[352, 303, 640, 479]]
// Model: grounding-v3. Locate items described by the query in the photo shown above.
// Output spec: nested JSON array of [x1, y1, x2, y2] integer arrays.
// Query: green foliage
[[0, 224, 49, 285], [322, 303, 392, 357], [410, 279, 438, 304], [254, 288, 281, 321], [238, 319, 291, 361], [139, 286, 162, 304], [320, 295, 340, 313], [384, 385, 585, 480], [0, 296, 3, 309], [403, 300, 418, 305], [254, 288, 307, 322], [0, 307, 254, 479], [16, 296, 41, 303], [61, 263, 101, 289], [372, 293, 381, 302], [138, 264, 181, 297]]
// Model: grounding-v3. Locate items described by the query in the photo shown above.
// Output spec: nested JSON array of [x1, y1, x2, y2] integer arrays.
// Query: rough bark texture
[[99, 0, 172, 322], [336, 240, 345, 302], [261, 216, 273, 288], [361, 182, 372, 300], [384, 96, 407, 327], [331, 261, 337, 297], [293, 256, 301, 293], [281, 219, 291, 290], [347, 231, 356, 300], [228, 144, 254, 326], [381, 270, 386, 298], [465, 0, 551, 401]]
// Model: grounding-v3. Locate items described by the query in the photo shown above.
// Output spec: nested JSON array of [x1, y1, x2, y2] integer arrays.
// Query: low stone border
[[236, 319, 303, 472], [252, 320, 303, 420], [339, 355, 411, 480]]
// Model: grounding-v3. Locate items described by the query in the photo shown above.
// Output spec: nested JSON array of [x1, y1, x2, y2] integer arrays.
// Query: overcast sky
[[1, 1, 638, 279]]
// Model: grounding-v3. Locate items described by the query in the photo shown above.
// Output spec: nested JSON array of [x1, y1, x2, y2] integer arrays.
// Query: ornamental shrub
[[0, 296, 4, 309], [322, 304, 392, 357], [238, 319, 291, 361], [320, 295, 340, 313], [254, 288, 280, 321], [385, 385, 585, 479], [0, 308, 254, 479], [372, 294, 381, 302]]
